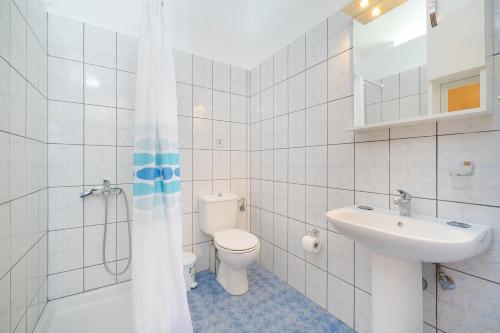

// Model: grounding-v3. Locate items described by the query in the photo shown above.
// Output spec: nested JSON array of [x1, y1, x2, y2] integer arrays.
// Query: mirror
[[353, 0, 428, 125], [350, 0, 487, 129]]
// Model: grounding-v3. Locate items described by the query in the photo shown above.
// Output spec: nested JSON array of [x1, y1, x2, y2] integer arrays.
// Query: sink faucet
[[393, 189, 412, 216]]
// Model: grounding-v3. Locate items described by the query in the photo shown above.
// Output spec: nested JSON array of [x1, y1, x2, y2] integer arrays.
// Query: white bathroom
[[0, 0, 499, 332]]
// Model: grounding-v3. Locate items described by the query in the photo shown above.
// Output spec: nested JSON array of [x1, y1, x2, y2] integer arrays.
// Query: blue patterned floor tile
[[187, 264, 356, 333]]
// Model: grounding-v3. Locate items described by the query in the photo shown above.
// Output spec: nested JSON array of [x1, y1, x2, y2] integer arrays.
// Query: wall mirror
[[347, 0, 489, 130]]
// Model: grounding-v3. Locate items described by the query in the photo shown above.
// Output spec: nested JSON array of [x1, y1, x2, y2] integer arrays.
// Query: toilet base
[[216, 262, 249, 295]]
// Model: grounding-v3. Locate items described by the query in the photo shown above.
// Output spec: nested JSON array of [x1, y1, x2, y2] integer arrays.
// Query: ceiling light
[[371, 7, 381, 17], [359, 0, 370, 8]]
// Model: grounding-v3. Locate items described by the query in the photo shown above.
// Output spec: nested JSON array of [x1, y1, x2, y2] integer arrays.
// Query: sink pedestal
[[372, 253, 423, 333]]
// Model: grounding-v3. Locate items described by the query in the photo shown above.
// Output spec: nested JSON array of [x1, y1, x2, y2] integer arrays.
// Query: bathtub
[[34, 282, 132, 333]]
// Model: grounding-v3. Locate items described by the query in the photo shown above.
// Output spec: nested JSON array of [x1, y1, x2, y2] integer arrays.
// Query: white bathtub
[[34, 282, 132, 333]]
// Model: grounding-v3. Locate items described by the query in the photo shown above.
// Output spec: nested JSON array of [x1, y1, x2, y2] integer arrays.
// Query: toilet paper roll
[[301, 235, 320, 253]]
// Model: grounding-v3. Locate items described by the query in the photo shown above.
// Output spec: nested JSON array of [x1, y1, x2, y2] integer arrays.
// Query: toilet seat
[[214, 229, 259, 253]]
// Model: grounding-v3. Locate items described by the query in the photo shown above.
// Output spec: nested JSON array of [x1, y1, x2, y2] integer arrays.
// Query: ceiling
[[46, 0, 347, 68]]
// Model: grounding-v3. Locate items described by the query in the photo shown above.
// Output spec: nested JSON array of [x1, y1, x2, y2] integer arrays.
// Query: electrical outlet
[[216, 139, 223, 149]]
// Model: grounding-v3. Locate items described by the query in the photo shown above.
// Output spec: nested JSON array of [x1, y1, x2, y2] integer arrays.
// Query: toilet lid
[[214, 229, 259, 252]]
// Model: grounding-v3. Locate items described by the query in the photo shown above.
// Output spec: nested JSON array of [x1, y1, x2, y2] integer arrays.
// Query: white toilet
[[199, 193, 260, 295]]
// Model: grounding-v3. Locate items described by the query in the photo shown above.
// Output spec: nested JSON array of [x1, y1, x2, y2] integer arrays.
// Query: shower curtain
[[132, 1, 193, 332]]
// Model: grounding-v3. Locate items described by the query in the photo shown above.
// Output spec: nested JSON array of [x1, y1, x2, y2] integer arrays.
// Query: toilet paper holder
[[307, 229, 320, 238]]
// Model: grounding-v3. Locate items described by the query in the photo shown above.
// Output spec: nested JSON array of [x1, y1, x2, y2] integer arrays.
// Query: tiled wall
[[0, 0, 49, 332], [45, 14, 137, 300], [249, 5, 500, 333], [364, 65, 428, 124], [173, 49, 251, 273]]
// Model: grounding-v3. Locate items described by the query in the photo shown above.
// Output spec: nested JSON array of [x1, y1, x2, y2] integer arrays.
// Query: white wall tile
[[231, 123, 246, 151], [192, 118, 212, 149], [0, 204, 10, 277], [250, 93, 260, 123], [0, 272, 10, 331], [212, 120, 230, 151], [289, 35, 306, 77], [260, 56, 274, 91], [48, 14, 83, 61], [117, 147, 133, 184], [355, 140, 389, 194], [273, 246, 288, 281], [306, 20, 327, 68], [305, 185, 327, 229], [327, 96, 354, 145], [84, 264, 115, 291], [328, 143, 354, 190], [260, 240, 274, 272], [0, 58, 8, 133], [354, 243, 372, 293], [213, 150, 230, 180], [193, 55, 212, 89], [48, 144, 83, 187], [48, 228, 83, 274], [48, 186, 83, 230], [193, 86, 212, 119], [288, 254, 305, 294], [84, 64, 116, 107], [193, 150, 212, 181], [230, 94, 247, 123], [10, 4, 26, 76], [10, 256, 26, 330], [288, 184, 305, 222], [438, 131, 500, 206], [0, 134, 9, 204], [260, 149, 272, 180], [230, 151, 246, 179], [354, 289, 372, 333], [306, 146, 327, 187], [213, 91, 230, 121], [328, 231, 354, 283], [305, 62, 327, 108], [260, 180, 273, 211], [274, 47, 288, 84], [288, 218, 305, 259], [289, 72, 305, 113], [274, 80, 288, 117], [117, 108, 134, 146], [437, 268, 500, 333], [213, 61, 230, 92], [84, 224, 116, 266], [117, 34, 138, 73], [250, 65, 260, 96], [390, 136, 436, 198], [327, 50, 352, 101], [399, 94, 420, 119], [48, 269, 83, 300], [177, 116, 192, 149], [260, 87, 273, 120], [399, 68, 420, 97], [9, 68, 26, 137], [84, 24, 116, 68], [0, 0, 10, 63], [288, 147, 305, 184], [231, 66, 247, 95], [273, 149, 288, 183], [48, 101, 83, 144], [305, 104, 327, 146], [327, 273, 354, 327], [84, 105, 116, 145], [328, 11, 352, 58], [305, 263, 327, 308], [289, 110, 305, 147], [84, 145, 116, 185], [305, 224, 327, 270], [273, 114, 288, 149], [117, 71, 135, 109]]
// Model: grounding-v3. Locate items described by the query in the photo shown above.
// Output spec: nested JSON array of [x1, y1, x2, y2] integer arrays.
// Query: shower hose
[[103, 188, 132, 276]]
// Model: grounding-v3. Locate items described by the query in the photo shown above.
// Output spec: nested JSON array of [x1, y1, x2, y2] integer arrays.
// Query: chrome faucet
[[80, 179, 122, 198], [393, 189, 412, 217]]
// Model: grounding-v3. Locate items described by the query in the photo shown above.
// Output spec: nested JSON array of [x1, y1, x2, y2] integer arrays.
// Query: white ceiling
[[46, 0, 348, 69]]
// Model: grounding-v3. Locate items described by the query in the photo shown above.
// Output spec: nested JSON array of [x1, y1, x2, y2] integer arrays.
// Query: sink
[[327, 206, 492, 263], [326, 205, 493, 333]]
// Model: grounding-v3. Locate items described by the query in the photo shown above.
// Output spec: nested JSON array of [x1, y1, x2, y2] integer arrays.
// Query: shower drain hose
[[103, 189, 132, 276]]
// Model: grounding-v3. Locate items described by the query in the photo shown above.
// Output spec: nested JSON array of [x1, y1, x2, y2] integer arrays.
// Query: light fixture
[[371, 6, 381, 17], [359, 0, 370, 8], [343, 0, 407, 25]]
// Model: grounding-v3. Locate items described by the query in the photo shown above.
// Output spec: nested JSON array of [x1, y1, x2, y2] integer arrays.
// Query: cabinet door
[[427, 0, 485, 81]]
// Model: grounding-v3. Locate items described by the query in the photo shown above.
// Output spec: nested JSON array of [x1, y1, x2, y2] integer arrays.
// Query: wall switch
[[216, 139, 223, 149]]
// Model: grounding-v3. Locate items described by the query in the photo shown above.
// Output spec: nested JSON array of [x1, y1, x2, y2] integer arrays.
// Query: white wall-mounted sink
[[326, 205, 493, 333], [327, 206, 492, 263]]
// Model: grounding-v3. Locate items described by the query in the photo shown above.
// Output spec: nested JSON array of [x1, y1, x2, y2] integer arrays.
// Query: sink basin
[[326, 205, 493, 333], [326, 205, 493, 263]]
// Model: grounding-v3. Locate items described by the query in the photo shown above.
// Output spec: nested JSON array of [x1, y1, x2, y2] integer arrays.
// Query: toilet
[[199, 193, 260, 295]]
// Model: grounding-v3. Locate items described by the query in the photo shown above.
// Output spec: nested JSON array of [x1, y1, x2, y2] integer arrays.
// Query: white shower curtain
[[132, 1, 193, 332]]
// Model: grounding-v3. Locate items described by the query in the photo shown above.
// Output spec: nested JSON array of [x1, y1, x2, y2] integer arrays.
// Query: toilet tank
[[198, 193, 239, 235]]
